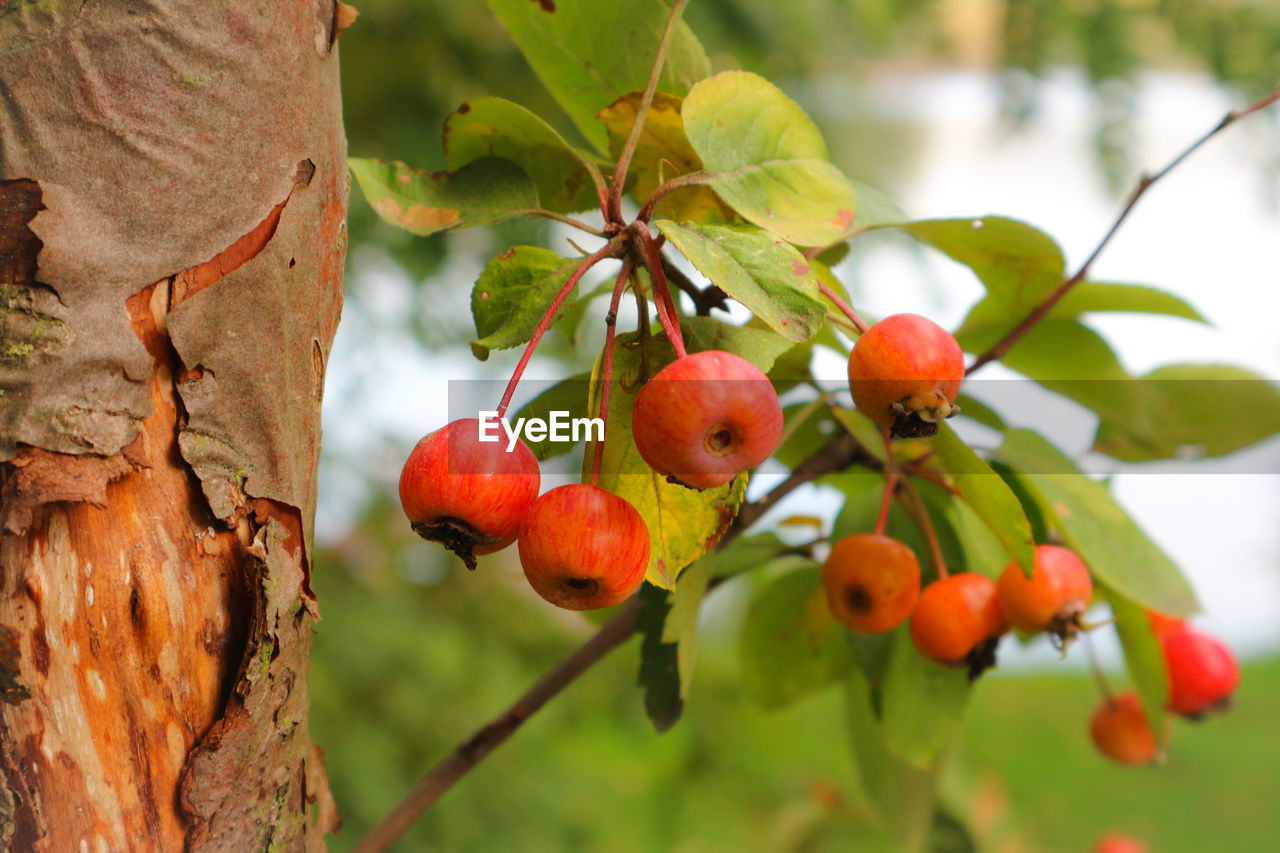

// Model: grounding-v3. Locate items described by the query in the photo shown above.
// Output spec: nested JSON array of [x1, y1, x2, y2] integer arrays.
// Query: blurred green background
[[316, 2, 1280, 851]]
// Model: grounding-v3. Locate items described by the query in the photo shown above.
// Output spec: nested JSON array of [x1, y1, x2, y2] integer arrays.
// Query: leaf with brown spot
[[349, 156, 538, 236]]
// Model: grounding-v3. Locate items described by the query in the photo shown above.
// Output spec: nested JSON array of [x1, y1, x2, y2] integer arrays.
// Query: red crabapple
[[822, 534, 920, 634], [996, 544, 1093, 638], [398, 418, 540, 570], [1090, 692, 1159, 766], [847, 313, 964, 438], [632, 349, 783, 490], [517, 483, 650, 610], [910, 573, 1007, 678], [1160, 625, 1239, 718]]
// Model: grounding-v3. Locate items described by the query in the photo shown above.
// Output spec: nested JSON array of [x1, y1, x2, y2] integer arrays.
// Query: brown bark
[[1, 1, 348, 849]]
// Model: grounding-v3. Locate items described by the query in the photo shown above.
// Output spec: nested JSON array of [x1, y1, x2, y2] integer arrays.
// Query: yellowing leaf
[[598, 92, 731, 223]]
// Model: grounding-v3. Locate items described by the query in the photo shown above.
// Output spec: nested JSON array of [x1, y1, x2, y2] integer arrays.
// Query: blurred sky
[[320, 68, 1280, 663]]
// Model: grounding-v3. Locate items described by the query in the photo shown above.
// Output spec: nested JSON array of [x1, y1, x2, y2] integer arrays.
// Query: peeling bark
[[1, 1, 347, 849]]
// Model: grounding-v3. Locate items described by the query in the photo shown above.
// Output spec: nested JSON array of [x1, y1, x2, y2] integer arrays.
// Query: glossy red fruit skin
[[1090, 692, 1158, 766], [1161, 626, 1240, 717], [632, 350, 783, 490], [517, 484, 650, 610], [909, 573, 1007, 664], [822, 534, 920, 633], [1093, 833, 1148, 853], [398, 418, 540, 569], [996, 544, 1093, 634], [847, 314, 964, 438]]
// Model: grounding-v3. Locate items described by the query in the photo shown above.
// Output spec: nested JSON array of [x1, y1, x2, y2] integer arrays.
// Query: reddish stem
[[967, 84, 1280, 375], [607, 0, 691, 223], [591, 259, 635, 486], [875, 472, 898, 536], [636, 171, 708, 223], [496, 241, 620, 418], [902, 478, 947, 580], [817, 281, 869, 334], [637, 227, 688, 359]]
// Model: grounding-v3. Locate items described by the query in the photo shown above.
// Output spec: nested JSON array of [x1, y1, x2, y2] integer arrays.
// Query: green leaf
[[655, 220, 827, 342], [1052, 281, 1207, 323], [828, 407, 890, 464], [845, 670, 939, 852], [484, 0, 710, 153], [739, 564, 854, 709], [682, 71, 858, 246], [896, 217, 1065, 306], [597, 91, 730, 223], [1105, 585, 1170, 749], [444, 96, 601, 213], [880, 629, 971, 768], [663, 548, 716, 701], [711, 532, 796, 578], [513, 373, 591, 460], [920, 481, 1011, 582], [587, 329, 749, 589], [470, 246, 583, 359], [636, 583, 682, 733], [1093, 364, 1280, 462], [960, 316, 1142, 428], [951, 393, 1006, 431], [349, 156, 538, 236], [679, 316, 796, 372], [930, 424, 1035, 575], [998, 428, 1198, 615]]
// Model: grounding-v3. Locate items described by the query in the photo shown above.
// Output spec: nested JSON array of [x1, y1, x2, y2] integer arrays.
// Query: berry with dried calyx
[[398, 418, 540, 570], [910, 572, 1007, 679], [996, 544, 1093, 639], [517, 483, 650, 610], [847, 313, 964, 438]]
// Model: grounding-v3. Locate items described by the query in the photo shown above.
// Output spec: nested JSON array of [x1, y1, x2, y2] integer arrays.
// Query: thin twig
[[637, 227, 688, 358], [817, 281, 869, 334], [607, 0, 692, 223], [967, 84, 1280, 375], [874, 472, 898, 536], [662, 255, 728, 316], [530, 209, 607, 237], [636, 170, 709, 222], [901, 478, 947, 579], [495, 239, 623, 417], [349, 596, 644, 853], [591, 259, 634, 486]]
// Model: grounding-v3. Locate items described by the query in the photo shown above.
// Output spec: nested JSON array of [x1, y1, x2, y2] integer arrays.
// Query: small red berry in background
[[1160, 625, 1240, 717], [996, 544, 1093, 638], [1090, 692, 1159, 766], [847, 313, 964, 438], [517, 483, 650, 610], [1093, 831, 1148, 853], [822, 534, 920, 634], [632, 349, 783, 490], [910, 573, 1007, 675], [398, 418, 540, 570]]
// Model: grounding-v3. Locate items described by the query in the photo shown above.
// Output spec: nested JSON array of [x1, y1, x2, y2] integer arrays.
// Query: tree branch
[[606, 0, 691, 223], [967, 84, 1280, 375]]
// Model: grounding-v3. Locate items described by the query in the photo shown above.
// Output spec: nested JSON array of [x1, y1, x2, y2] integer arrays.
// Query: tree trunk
[[0, 2, 351, 849]]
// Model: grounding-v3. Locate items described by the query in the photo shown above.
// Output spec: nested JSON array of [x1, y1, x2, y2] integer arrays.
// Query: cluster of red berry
[[397, 349, 781, 610], [1091, 613, 1239, 765]]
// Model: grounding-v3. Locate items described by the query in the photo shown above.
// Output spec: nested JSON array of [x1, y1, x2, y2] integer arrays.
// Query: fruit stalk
[[637, 226, 688, 359], [591, 258, 636, 486], [495, 239, 621, 418]]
